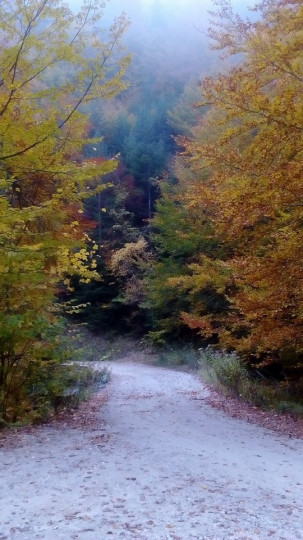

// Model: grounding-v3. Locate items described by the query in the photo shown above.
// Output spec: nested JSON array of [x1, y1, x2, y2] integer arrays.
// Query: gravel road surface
[[1, 362, 303, 540]]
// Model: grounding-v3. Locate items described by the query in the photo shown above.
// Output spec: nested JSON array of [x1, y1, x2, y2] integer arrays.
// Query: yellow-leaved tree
[[162, 0, 303, 372], [0, 0, 130, 421]]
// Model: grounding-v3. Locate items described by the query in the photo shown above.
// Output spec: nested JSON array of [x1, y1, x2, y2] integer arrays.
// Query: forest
[[0, 0, 302, 423]]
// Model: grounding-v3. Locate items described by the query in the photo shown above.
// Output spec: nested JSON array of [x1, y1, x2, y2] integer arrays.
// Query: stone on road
[[1, 362, 303, 539]]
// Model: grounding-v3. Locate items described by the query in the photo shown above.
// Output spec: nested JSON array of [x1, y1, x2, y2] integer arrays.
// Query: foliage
[[92, 95, 176, 224], [144, 164, 227, 342], [167, 82, 205, 136], [198, 346, 303, 414], [110, 237, 153, 330], [0, 0, 129, 421], [64, 164, 142, 332], [27, 356, 109, 423], [71, 0, 221, 336], [152, 0, 303, 374], [198, 347, 249, 398]]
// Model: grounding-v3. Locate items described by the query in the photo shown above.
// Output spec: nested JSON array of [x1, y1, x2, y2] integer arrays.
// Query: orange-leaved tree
[[168, 0, 303, 370]]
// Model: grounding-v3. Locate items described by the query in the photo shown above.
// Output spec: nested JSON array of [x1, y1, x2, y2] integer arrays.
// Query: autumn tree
[[153, 0, 303, 374], [0, 0, 129, 421]]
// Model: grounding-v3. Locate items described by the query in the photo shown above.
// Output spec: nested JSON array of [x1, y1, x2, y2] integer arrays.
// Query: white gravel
[[1, 361, 303, 540]]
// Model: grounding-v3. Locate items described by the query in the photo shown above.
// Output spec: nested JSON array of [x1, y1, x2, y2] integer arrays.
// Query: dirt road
[[1, 362, 303, 539]]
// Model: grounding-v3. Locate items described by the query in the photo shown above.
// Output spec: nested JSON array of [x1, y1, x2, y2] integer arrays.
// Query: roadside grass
[[154, 344, 303, 417], [155, 344, 199, 371]]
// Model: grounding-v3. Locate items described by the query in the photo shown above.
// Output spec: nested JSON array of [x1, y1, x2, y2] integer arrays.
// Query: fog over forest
[[67, 0, 258, 330], [78, 0, 253, 185], [67, 0, 257, 328], [71, 0, 254, 84]]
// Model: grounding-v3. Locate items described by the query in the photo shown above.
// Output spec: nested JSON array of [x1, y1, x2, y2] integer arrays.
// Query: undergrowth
[[27, 363, 110, 425], [198, 347, 303, 416], [155, 344, 303, 416], [155, 344, 199, 370], [67, 324, 145, 362], [1, 326, 111, 427]]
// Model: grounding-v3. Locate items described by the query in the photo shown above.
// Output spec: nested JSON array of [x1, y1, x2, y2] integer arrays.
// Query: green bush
[[27, 363, 110, 422], [0, 323, 111, 426], [198, 347, 246, 396], [197, 346, 303, 415]]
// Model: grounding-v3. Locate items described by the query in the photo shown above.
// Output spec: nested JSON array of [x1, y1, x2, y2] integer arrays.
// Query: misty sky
[[67, 0, 256, 65], [70, 0, 255, 59], [69, 0, 254, 26], [67, 0, 256, 106]]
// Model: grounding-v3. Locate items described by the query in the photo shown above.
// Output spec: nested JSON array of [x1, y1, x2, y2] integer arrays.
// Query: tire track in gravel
[[1, 361, 303, 540]]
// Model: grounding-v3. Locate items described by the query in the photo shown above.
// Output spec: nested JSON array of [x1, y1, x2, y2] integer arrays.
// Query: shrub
[[197, 346, 303, 415]]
